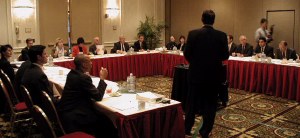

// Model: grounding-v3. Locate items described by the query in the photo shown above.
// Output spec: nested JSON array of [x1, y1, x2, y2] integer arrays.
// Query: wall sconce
[[13, 0, 35, 19], [105, 8, 119, 18]]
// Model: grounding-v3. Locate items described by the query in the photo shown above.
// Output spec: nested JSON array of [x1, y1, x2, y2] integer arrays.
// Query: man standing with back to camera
[[184, 10, 229, 137]]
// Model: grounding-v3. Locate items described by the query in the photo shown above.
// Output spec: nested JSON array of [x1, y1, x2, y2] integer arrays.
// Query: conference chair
[[31, 105, 94, 138]]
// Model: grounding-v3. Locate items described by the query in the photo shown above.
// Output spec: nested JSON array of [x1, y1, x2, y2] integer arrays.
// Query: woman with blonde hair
[[52, 38, 68, 58]]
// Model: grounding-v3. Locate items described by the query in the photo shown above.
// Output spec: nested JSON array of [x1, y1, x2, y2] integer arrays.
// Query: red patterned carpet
[[1, 76, 299, 138]]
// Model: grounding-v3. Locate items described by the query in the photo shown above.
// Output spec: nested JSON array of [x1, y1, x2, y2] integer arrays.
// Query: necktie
[[261, 47, 264, 53], [242, 45, 245, 53], [140, 42, 143, 49], [121, 44, 125, 51], [282, 51, 286, 58]]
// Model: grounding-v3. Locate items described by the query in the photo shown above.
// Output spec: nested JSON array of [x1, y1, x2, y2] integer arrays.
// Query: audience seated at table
[[133, 34, 148, 51], [89, 36, 107, 55], [22, 45, 60, 107], [255, 37, 274, 58], [235, 35, 253, 57], [166, 35, 177, 50], [177, 35, 186, 51], [0, 44, 15, 114], [51, 38, 69, 58], [15, 60, 31, 101], [275, 40, 297, 60], [0, 44, 15, 84], [111, 35, 130, 54], [227, 35, 237, 55], [57, 54, 117, 138], [20, 38, 34, 61], [72, 37, 88, 57]]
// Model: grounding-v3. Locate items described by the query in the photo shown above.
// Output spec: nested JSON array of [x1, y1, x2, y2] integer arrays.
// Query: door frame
[[266, 10, 295, 48]]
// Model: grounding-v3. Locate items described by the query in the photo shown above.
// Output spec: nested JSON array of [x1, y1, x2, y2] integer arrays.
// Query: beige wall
[[168, 0, 300, 53], [102, 0, 165, 50], [39, 0, 164, 53], [0, 0, 9, 45]]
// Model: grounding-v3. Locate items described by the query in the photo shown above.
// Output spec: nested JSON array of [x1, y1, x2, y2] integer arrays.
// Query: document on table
[[108, 101, 138, 111]]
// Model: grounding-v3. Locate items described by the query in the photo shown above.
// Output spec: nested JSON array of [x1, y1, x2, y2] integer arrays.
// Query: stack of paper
[[136, 92, 164, 102]]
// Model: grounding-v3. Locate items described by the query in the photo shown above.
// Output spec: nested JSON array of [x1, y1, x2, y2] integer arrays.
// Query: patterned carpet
[[1, 76, 299, 138]]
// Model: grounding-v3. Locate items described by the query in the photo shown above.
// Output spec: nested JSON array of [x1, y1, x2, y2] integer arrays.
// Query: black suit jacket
[[166, 42, 177, 50], [111, 42, 130, 53], [0, 57, 15, 84], [89, 44, 107, 55], [184, 25, 229, 83], [20, 47, 29, 61], [235, 43, 253, 57], [21, 64, 54, 106], [229, 43, 237, 55], [133, 41, 148, 51], [14, 60, 32, 101], [275, 48, 297, 60], [58, 69, 107, 126], [255, 45, 274, 58], [177, 43, 186, 51]]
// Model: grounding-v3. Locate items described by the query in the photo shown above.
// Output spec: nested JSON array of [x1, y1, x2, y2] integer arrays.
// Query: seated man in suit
[[235, 35, 253, 57], [275, 40, 297, 60], [133, 34, 148, 51], [15, 60, 31, 101], [22, 45, 60, 107], [227, 35, 237, 55], [255, 37, 274, 58], [166, 36, 177, 50], [72, 37, 88, 57], [111, 35, 130, 54], [89, 37, 107, 55], [20, 38, 34, 61], [58, 54, 117, 138]]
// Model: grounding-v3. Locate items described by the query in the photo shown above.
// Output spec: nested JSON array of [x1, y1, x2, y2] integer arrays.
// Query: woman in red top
[[72, 37, 88, 57]]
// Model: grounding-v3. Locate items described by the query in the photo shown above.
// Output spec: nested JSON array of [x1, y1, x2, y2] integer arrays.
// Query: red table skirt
[[225, 60, 300, 102], [54, 53, 188, 81], [115, 104, 185, 138], [55, 54, 300, 102]]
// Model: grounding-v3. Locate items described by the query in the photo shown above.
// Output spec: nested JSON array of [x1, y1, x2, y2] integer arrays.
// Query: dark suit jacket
[[14, 60, 31, 101], [133, 41, 148, 51], [21, 63, 54, 106], [166, 42, 177, 50], [184, 25, 229, 84], [111, 42, 130, 53], [58, 69, 107, 127], [229, 43, 237, 55], [89, 45, 107, 55], [275, 48, 297, 60], [177, 43, 186, 51], [255, 45, 274, 58], [0, 57, 15, 84], [20, 47, 29, 61], [235, 43, 253, 57]]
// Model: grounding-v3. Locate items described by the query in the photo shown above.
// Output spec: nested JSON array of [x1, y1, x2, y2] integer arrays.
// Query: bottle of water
[[127, 73, 136, 92], [48, 55, 54, 66], [173, 46, 177, 51], [129, 47, 134, 54], [261, 52, 266, 63]]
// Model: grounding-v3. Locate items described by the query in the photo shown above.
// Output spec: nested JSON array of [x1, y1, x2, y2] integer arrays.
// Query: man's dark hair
[[28, 45, 46, 63], [0, 44, 13, 58], [26, 38, 33, 44], [258, 37, 267, 42], [260, 18, 268, 24], [179, 35, 186, 40], [228, 35, 233, 40], [77, 37, 85, 45], [74, 54, 87, 70], [201, 10, 215, 25]]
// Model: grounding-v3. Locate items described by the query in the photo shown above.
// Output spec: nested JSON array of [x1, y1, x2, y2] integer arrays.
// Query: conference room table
[[43, 66, 185, 138], [53, 51, 188, 81], [53, 52, 300, 102]]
